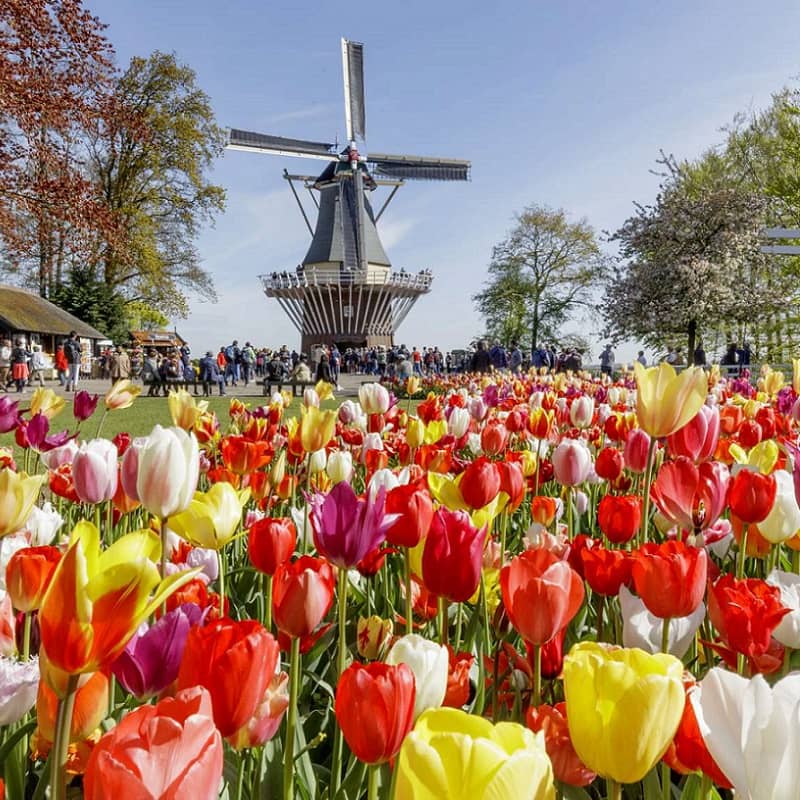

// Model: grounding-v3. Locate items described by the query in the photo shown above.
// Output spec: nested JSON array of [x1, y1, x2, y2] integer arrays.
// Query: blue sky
[[85, 0, 800, 360]]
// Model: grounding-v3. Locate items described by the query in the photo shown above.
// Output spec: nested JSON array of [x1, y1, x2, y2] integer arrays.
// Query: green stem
[[533, 439, 542, 501], [606, 778, 622, 800], [264, 573, 273, 632], [699, 772, 712, 800], [217, 547, 226, 607], [737, 524, 749, 580], [438, 596, 449, 647], [21, 611, 31, 661], [596, 593, 605, 643], [454, 603, 463, 652], [793, 548, 800, 574], [661, 761, 671, 800], [330, 568, 349, 797], [105, 499, 114, 543], [95, 408, 109, 440], [368, 763, 380, 800], [302, 456, 311, 553], [50, 674, 79, 800], [499, 510, 508, 562], [160, 517, 169, 614], [639, 436, 658, 544], [531, 643, 542, 707], [661, 617, 671, 655], [403, 547, 413, 635], [283, 637, 301, 800], [566, 487, 574, 541]]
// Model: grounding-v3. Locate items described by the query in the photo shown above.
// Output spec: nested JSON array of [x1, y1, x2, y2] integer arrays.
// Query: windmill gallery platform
[[227, 38, 470, 355]]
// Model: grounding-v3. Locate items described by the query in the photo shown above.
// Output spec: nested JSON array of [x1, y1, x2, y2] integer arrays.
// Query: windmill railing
[[259, 268, 433, 293]]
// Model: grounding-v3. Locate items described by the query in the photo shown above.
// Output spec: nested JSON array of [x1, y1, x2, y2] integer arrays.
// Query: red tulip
[[530, 628, 567, 679], [650, 457, 730, 532], [595, 447, 624, 481], [480, 422, 508, 456], [631, 541, 707, 619], [501, 547, 584, 645], [728, 469, 776, 524], [442, 646, 474, 708], [530, 496, 557, 527], [334, 661, 416, 764], [421, 509, 485, 603], [498, 461, 525, 512], [580, 542, 632, 597], [662, 677, 732, 788], [597, 495, 641, 544], [272, 556, 336, 638], [6, 546, 61, 612], [459, 456, 501, 509], [177, 619, 277, 737], [707, 575, 788, 658], [666, 405, 720, 462], [248, 517, 296, 575], [527, 702, 596, 787], [384, 480, 434, 548], [737, 419, 763, 449], [84, 686, 223, 800], [624, 428, 651, 474], [220, 435, 271, 475]]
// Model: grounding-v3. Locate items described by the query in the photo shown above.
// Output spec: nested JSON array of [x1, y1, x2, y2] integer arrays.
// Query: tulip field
[[3, 363, 800, 799]]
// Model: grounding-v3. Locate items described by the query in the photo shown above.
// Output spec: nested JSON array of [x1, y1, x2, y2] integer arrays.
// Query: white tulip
[[447, 407, 471, 438], [303, 387, 320, 408], [39, 439, 78, 470], [136, 425, 199, 519], [358, 382, 390, 415], [466, 432, 482, 455], [0, 656, 39, 725], [385, 633, 448, 721], [23, 502, 63, 546], [308, 448, 328, 474], [759, 470, 800, 544], [619, 586, 705, 658], [768, 569, 800, 649], [0, 533, 28, 592], [694, 668, 800, 800], [326, 451, 353, 484]]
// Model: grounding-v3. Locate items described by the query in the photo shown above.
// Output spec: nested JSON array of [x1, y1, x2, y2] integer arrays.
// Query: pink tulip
[[72, 439, 118, 503], [650, 457, 729, 532], [569, 396, 594, 429], [624, 428, 651, 474], [552, 440, 592, 487], [120, 438, 146, 501], [666, 405, 719, 462]]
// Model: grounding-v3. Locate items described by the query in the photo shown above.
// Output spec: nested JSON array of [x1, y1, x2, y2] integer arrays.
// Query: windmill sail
[[367, 152, 470, 181], [342, 39, 366, 141], [228, 129, 337, 160]]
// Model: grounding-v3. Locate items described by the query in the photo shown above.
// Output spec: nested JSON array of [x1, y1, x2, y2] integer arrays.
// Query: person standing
[[64, 332, 81, 392], [636, 350, 647, 366], [0, 339, 10, 392], [693, 341, 707, 367], [199, 350, 225, 396], [30, 345, 48, 387], [241, 342, 255, 386], [470, 341, 492, 374], [599, 344, 614, 377], [110, 346, 131, 385], [10, 339, 29, 392], [509, 342, 523, 374]]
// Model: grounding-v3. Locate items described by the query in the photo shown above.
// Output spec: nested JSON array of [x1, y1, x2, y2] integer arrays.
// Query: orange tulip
[[220, 435, 271, 474], [6, 545, 61, 612], [36, 666, 109, 746]]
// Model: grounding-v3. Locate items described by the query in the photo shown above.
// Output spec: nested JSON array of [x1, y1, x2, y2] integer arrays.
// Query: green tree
[[51, 265, 130, 342], [603, 155, 789, 360], [88, 51, 226, 317], [474, 205, 608, 351]]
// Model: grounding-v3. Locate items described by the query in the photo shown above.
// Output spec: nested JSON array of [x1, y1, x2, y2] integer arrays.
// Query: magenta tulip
[[73, 391, 100, 422], [0, 397, 19, 433], [624, 428, 651, 474], [310, 482, 396, 568], [111, 604, 205, 699]]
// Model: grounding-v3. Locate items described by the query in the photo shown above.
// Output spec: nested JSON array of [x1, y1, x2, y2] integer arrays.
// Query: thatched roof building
[[0, 284, 106, 351]]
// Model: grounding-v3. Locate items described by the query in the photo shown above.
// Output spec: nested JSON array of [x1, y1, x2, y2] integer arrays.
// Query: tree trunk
[[687, 319, 697, 365]]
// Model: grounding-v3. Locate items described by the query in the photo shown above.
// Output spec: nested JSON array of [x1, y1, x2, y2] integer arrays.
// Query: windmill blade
[[227, 129, 338, 161], [341, 39, 366, 142], [367, 152, 470, 181]]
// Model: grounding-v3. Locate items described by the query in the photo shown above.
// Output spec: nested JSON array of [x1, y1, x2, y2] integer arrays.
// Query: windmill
[[227, 38, 470, 354]]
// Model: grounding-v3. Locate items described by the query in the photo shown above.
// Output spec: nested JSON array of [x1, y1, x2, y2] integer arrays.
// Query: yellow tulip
[[0, 469, 45, 537], [104, 379, 142, 410], [423, 419, 447, 445], [741, 399, 761, 419], [356, 615, 393, 660], [299, 405, 337, 453], [270, 449, 287, 486], [29, 387, 66, 420], [759, 367, 785, 398], [395, 707, 554, 800], [633, 362, 706, 439], [406, 375, 421, 396], [168, 483, 251, 550], [427, 472, 468, 511], [794, 358, 800, 395], [315, 379, 335, 401], [38, 522, 198, 687], [406, 416, 425, 449], [728, 439, 779, 475], [563, 642, 685, 783], [168, 388, 208, 430], [518, 451, 538, 478]]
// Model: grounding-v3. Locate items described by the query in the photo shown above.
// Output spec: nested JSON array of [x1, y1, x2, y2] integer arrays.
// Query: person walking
[[55, 344, 68, 386], [469, 341, 492, 374], [599, 344, 614, 377], [0, 339, 10, 392], [509, 342, 523, 374], [30, 345, 48, 387], [10, 339, 29, 392], [199, 350, 225, 396]]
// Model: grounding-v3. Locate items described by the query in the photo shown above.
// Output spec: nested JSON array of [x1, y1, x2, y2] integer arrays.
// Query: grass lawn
[[0, 392, 339, 459]]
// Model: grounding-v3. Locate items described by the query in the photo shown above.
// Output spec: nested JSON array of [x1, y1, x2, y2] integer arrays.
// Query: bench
[[263, 378, 314, 397], [142, 376, 200, 396]]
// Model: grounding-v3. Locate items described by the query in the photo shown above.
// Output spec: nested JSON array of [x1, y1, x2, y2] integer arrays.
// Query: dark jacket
[[470, 349, 492, 374]]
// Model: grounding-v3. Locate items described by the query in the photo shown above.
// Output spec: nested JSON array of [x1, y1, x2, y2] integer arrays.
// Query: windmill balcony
[[260, 266, 433, 294]]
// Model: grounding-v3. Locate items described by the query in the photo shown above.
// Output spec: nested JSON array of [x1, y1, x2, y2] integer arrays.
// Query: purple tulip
[[111, 604, 205, 698], [309, 481, 397, 568], [73, 390, 99, 422], [0, 397, 19, 434], [24, 413, 75, 453]]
